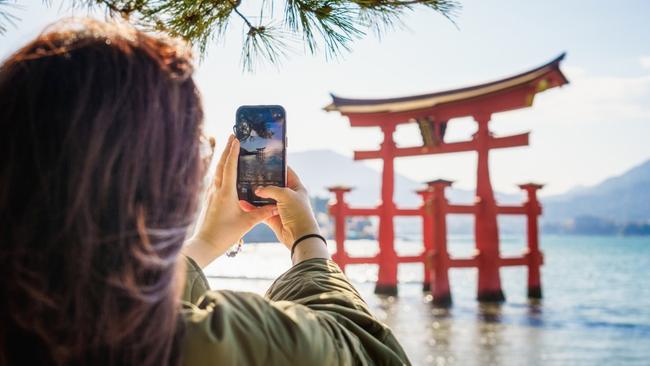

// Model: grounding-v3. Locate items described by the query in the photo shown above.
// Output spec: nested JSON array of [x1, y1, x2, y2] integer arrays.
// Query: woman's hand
[[247, 168, 329, 264], [183, 135, 278, 268]]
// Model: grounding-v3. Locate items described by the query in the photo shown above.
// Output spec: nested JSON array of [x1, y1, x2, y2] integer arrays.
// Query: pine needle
[[1, 0, 461, 71]]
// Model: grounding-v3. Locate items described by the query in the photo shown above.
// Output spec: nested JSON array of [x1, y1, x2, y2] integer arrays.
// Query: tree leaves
[[0, 0, 20, 35], [1, 0, 459, 71]]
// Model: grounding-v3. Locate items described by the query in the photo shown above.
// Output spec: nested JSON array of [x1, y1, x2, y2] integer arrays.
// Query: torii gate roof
[[324, 53, 568, 116]]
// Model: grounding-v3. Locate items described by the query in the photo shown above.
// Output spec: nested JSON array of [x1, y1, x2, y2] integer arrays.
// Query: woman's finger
[[214, 135, 235, 188], [221, 138, 240, 193], [255, 185, 291, 201], [244, 204, 278, 225], [263, 215, 284, 242], [239, 200, 256, 212], [287, 167, 306, 192]]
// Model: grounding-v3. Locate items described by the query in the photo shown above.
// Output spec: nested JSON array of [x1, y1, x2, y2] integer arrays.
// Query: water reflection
[[478, 303, 503, 322], [475, 304, 505, 365], [389, 298, 547, 365]]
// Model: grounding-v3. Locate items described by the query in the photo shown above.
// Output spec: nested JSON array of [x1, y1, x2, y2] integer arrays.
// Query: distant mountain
[[293, 151, 650, 234], [542, 159, 650, 222]]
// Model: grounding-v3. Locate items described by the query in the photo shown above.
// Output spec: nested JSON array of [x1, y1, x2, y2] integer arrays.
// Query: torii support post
[[375, 123, 399, 296], [428, 179, 453, 307], [474, 113, 505, 303], [416, 187, 435, 292], [519, 183, 544, 299], [328, 186, 353, 272]]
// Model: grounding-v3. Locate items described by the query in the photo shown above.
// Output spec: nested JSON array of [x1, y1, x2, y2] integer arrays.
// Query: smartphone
[[234, 105, 287, 206]]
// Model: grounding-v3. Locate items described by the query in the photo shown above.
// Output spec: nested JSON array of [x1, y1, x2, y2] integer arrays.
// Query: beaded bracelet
[[225, 238, 244, 257]]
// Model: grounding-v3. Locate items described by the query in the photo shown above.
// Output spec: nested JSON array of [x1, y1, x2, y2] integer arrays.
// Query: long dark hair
[[0, 19, 204, 365]]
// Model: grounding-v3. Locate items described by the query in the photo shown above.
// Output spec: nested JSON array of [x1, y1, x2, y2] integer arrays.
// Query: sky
[[1, 0, 649, 196]]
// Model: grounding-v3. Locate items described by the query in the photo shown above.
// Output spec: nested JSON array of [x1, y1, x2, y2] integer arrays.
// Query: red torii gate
[[324, 54, 568, 303]]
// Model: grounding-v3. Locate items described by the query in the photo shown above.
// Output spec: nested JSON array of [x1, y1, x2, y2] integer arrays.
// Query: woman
[[0, 19, 410, 366]]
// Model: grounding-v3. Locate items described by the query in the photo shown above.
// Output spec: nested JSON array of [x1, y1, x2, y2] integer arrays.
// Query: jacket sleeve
[[182, 255, 211, 304], [180, 257, 411, 366]]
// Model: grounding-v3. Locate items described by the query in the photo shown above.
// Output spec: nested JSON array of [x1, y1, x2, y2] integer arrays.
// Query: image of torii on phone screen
[[234, 105, 287, 206]]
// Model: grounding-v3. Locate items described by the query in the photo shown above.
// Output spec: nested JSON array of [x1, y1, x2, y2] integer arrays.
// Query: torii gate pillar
[[375, 123, 399, 296], [429, 180, 453, 307], [474, 113, 505, 302], [520, 183, 544, 299]]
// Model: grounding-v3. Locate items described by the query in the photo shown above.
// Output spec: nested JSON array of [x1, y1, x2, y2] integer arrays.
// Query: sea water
[[203, 235, 650, 365]]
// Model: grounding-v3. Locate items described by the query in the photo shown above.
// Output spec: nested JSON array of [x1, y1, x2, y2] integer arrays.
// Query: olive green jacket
[[180, 256, 411, 365]]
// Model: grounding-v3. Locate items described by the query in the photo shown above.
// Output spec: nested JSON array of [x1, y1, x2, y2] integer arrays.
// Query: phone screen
[[234, 105, 287, 206]]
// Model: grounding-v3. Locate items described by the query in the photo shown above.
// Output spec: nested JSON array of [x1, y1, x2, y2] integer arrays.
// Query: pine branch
[[241, 23, 293, 72], [1, 0, 460, 70], [0, 0, 21, 35]]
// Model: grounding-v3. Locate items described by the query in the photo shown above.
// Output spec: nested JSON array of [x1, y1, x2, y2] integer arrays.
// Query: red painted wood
[[344, 208, 381, 216], [499, 256, 528, 266], [520, 183, 544, 299], [342, 83, 542, 127], [497, 206, 527, 214], [474, 113, 505, 302], [353, 149, 383, 160], [418, 188, 435, 291], [447, 204, 477, 215], [429, 181, 453, 306], [353, 133, 529, 161], [375, 123, 399, 295], [394, 208, 422, 216], [449, 258, 480, 268], [433, 87, 535, 121], [488, 132, 529, 149], [346, 256, 380, 264], [396, 255, 426, 263], [394, 140, 479, 157]]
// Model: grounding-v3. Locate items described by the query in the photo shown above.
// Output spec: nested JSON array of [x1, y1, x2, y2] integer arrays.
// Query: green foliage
[[0, 0, 20, 34], [1, 0, 459, 70]]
